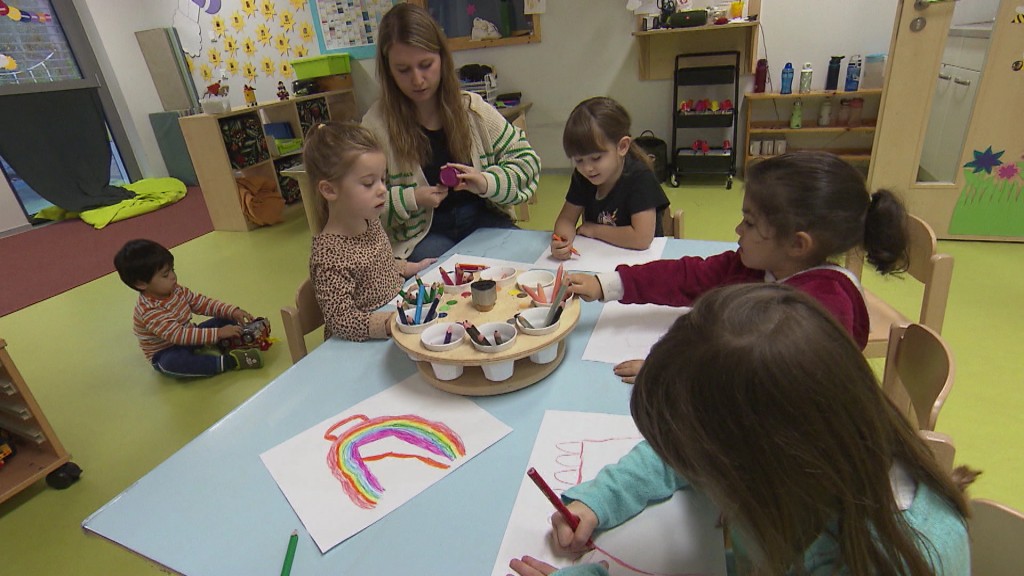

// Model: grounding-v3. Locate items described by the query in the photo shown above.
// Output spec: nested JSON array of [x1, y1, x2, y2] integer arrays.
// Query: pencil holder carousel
[[390, 264, 580, 396]]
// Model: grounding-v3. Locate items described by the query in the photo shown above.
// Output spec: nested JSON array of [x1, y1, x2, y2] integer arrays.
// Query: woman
[[363, 3, 541, 261]]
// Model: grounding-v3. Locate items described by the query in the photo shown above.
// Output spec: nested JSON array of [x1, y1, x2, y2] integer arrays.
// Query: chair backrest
[[280, 279, 323, 364], [661, 208, 684, 238], [970, 498, 1024, 576], [918, 430, 956, 473], [881, 322, 954, 431]]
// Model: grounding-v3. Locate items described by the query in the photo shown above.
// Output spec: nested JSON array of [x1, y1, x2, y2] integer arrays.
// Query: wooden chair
[[280, 279, 323, 364], [970, 498, 1024, 576], [847, 214, 954, 357], [881, 322, 954, 431], [918, 430, 956, 473], [661, 208, 685, 238]]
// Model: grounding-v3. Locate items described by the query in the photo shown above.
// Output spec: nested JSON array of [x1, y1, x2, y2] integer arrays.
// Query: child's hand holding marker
[[550, 233, 580, 260]]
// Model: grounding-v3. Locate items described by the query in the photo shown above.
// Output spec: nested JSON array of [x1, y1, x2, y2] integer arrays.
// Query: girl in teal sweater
[[510, 284, 969, 576]]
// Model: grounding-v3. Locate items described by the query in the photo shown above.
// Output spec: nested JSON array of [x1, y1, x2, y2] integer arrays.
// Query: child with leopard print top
[[304, 122, 435, 342]]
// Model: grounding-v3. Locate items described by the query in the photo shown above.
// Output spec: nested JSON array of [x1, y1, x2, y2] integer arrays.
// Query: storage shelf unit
[[180, 84, 357, 232], [743, 88, 883, 168], [0, 338, 74, 504], [670, 51, 740, 189]]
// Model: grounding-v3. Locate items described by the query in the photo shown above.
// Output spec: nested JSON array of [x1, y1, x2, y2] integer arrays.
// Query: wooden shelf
[[748, 120, 877, 134], [746, 150, 872, 164], [635, 21, 760, 80], [744, 88, 883, 100]]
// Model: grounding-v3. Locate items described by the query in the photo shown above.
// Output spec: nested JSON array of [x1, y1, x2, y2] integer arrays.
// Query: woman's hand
[[566, 273, 604, 302], [414, 185, 448, 209], [551, 501, 599, 553], [444, 163, 488, 196], [402, 258, 437, 278], [613, 359, 644, 384]]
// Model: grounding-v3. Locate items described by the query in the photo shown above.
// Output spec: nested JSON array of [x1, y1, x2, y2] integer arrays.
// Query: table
[[82, 229, 734, 575]]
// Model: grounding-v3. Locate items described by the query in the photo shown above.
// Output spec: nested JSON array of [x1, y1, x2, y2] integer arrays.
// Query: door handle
[[915, 0, 959, 9], [938, 73, 952, 81], [953, 77, 971, 86]]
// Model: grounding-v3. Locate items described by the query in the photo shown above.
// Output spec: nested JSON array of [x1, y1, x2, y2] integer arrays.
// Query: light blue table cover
[[83, 228, 734, 575]]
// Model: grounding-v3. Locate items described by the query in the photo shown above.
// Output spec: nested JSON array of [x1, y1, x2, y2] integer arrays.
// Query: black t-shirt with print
[[565, 154, 670, 236]]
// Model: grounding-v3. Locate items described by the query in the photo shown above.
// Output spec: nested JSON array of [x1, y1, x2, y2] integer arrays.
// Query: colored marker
[[440, 267, 454, 286], [545, 277, 570, 327], [424, 295, 441, 322], [415, 275, 425, 290], [536, 283, 546, 304], [396, 304, 410, 325], [280, 529, 298, 576], [552, 233, 581, 256], [458, 263, 488, 271], [551, 263, 564, 301], [462, 322, 485, 345], [443, 325, 453, 344], [414, 285, 425, 324], [526, 468, 592, 546]]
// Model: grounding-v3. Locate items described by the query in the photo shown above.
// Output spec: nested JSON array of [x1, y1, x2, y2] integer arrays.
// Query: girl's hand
[[216, 325, 242, 339], [403, 258, 437, 278], [509, 556, 609, 576], [576, 222, 597, 238], [550, 235, 574, 261], [551, 501, 599, 553], [566, 273, 604, 302], [613, 359, 644, 384], [231, 309, 253, 324], [414, 185, 448, 209], [444, 163, 488, 196]]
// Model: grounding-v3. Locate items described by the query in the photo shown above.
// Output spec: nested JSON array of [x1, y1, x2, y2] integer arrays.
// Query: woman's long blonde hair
[[302, 122, 382, 233], [375, 3, 472, 167], [632, 284, 968, 575]]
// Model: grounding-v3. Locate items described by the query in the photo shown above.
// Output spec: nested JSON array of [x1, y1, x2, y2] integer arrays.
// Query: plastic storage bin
[[290, 54, 351, 80]]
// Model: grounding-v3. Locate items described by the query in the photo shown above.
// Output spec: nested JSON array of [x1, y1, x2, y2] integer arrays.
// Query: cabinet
[[0, 338, 78, 503], [743, 88, 883, 169], [670, 51, 739, 189], [179, 84, 357, 232]]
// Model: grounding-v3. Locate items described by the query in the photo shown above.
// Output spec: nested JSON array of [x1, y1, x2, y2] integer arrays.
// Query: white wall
[[0, 178, 29, 236], [75, 0, 901, 175]]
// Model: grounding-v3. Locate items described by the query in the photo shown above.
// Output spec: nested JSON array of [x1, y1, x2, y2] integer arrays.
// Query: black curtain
[[0, 88, 133, 212]]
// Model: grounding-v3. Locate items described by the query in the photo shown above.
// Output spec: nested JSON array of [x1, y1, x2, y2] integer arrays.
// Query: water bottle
[[845, 54, 862, 91], [799, 62, 813, 94], [789, 99, 803, 129], [754, 59, 768, 93], [818, 97, 832, 127], [780, 62, 794, 95], [825, 56, 844, 91]]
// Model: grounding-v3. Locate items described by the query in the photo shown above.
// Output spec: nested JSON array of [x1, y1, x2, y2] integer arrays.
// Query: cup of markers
[[438, 263, 486, 293], [395, 280, 443, 334]]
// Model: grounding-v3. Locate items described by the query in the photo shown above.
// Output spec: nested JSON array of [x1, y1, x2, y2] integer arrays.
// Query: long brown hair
[[632, 284, 968, 575], [302, 121, 382, 233], [375, 3, 472, 167], [562, 96, 653, 172], [745, 151, 908, 274]]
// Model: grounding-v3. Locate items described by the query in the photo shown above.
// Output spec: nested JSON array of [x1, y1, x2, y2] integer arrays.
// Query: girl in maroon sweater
[[569, 151, 908, 382]]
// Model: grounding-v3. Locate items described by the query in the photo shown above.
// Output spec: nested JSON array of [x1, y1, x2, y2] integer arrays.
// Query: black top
[[423, 126, 485, 212], [565, 155, 670, 236]]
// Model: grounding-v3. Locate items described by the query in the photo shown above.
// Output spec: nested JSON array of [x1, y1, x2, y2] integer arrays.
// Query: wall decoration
[[0, 1, 51, 22], [242, 36, 256, 57], [949, 146, 1024, 237], [242, 61, 257, 82], [289, 0, 306, 9], [210, 14, 225, 35], [260, 0, 276, 19], [274, 32, 291, 55], [260, 376, 511, 554], [294, 44, 308, 58], [255, 22, 271, 45], [173, 0, 203, 56], [241, 0, 256, 18], [279, 9, 295, 31], [199, 62, 212, 82], [278, 60, 294, 78], [190, 0, 223, 14], [225, 56, 239, 75], [0, 53, 17, 71], [207, 48, 222, 66], [309, 0, 398, 59], [222, 34, 238, 55], [298, 20, 314, 43], [260, 55, 275, 76], [229, 9, 245, 31]]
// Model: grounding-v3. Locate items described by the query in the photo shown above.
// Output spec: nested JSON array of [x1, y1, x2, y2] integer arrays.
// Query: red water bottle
[[754, 59, 768, 93]]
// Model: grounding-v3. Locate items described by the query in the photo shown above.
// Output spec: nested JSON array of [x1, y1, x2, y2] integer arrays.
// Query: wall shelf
[[635, 21, 760, 80]]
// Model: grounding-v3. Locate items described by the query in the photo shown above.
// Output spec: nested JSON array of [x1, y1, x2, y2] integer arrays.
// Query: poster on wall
[[308, 0, 399, 59]]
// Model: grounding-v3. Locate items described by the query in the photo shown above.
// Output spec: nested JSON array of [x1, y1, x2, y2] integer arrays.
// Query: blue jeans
[[150, 318, 236, 378], [408, 202, 517, 261]]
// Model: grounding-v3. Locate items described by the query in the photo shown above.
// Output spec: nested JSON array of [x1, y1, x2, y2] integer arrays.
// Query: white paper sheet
[[492, 411, 726, 576], [582, 302, 691, 365], [260, 375, 511, 553], [532, 236, 667, 273]]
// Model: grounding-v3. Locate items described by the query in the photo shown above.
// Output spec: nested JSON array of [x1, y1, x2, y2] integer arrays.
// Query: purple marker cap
[[439, 165, 459, 188]]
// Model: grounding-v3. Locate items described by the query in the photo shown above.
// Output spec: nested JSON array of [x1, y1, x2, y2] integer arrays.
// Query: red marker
[[526, 468, 593, 546]]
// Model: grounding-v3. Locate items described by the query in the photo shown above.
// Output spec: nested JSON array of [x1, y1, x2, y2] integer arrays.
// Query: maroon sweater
[[616, 250, 868, 349]]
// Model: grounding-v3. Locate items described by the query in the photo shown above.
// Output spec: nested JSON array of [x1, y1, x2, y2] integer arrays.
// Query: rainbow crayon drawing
[[323, 414, 467, 509]]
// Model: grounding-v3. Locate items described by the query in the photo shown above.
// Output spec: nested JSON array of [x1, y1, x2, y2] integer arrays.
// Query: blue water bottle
[[780, 62, 794, 95], [845, 54, 862, 91]]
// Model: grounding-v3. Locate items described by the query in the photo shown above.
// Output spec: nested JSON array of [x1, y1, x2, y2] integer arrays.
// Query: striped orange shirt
[[132, 284, 237, 359]]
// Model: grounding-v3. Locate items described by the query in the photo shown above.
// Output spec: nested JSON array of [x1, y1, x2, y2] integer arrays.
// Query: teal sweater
[[556, 442, 969, 576]]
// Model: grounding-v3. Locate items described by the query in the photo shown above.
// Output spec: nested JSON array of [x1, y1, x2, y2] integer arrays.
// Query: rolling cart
[[669, 51, 740, 189]]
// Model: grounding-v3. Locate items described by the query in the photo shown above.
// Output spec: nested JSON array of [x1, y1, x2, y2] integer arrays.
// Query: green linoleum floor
[[0, 173, 1021, 575]]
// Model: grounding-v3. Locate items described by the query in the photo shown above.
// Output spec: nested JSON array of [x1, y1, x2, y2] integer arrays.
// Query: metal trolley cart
[[669, 51, 740, 189]]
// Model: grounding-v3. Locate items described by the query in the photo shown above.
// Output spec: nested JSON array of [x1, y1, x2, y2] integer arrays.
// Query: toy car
[[217, 317, 272, 352]]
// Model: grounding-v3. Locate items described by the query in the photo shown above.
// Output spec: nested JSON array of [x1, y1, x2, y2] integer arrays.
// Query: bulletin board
[[308, 0, 399, 59]]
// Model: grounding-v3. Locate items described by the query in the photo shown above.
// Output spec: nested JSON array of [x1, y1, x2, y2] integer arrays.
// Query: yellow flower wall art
[[230, 11, 245, 32], [210, 15, 225, 36], [242, 37, 257, 57], [243, 62, 258, 83], [293, 44, 308, 59], [255, 23, 272, 45], [289, 0, 305, 10], [274, 33, 291, 56], [260, 56, 275, 76], [241, 0, 256, 18], [299, 22, 314, 44], [279, 61, 294, 78], [225, 57, 240, 76], [199, 63, 212, 82], [279, 10, 295, 31], [223, 35, 238, 56], [207, 48, 222, 66], [260, 0, 276, 20]]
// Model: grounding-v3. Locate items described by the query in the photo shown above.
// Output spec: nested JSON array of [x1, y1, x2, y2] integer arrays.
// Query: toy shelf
[[0, 338, 79, 503]]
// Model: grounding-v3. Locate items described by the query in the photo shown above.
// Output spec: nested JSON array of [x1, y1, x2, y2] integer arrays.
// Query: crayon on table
[[280, 529, 298, 576]]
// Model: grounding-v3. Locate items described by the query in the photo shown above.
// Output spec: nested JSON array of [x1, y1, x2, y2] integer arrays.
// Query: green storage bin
[[290, 54, 351, 80]]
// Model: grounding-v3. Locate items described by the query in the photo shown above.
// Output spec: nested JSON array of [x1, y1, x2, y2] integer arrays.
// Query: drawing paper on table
[[532, 237, 667, 273], [261, 375, 511, 553], [582, 302, 691, 365], [491, 411, 726, 576]]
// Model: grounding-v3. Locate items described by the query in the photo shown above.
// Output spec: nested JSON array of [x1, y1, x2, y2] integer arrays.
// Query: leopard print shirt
[[310, 219, 403, 342]]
